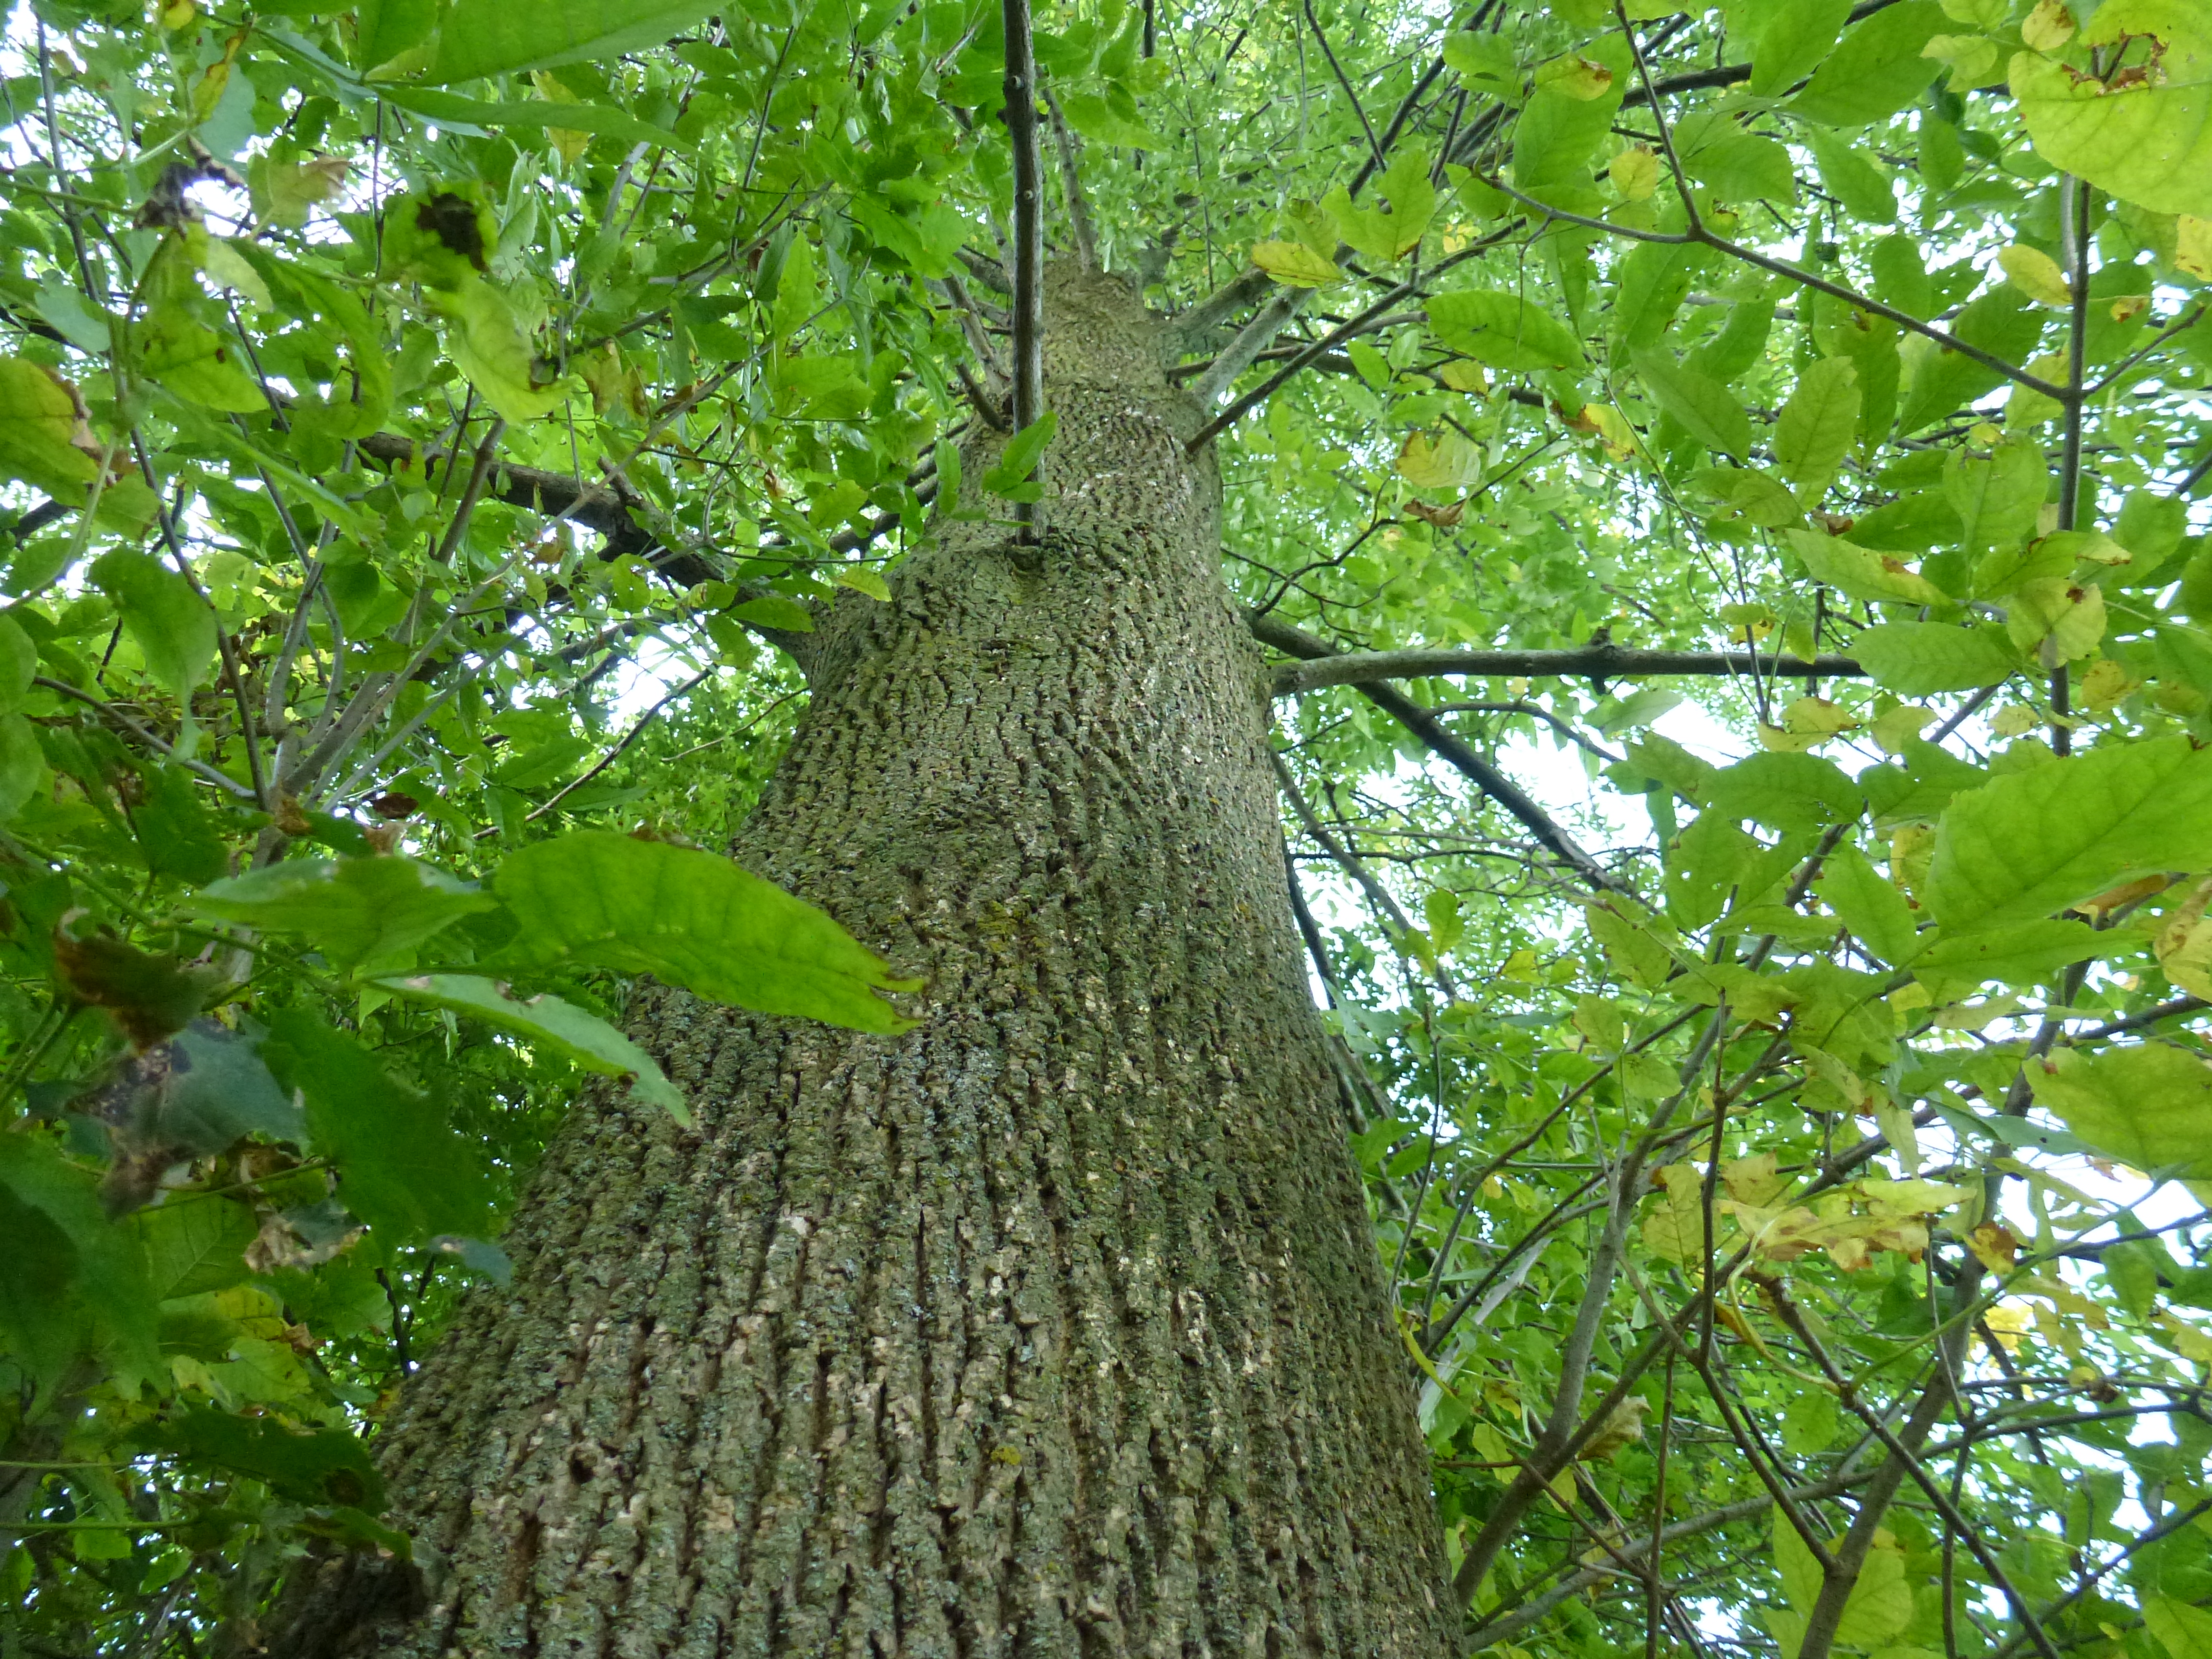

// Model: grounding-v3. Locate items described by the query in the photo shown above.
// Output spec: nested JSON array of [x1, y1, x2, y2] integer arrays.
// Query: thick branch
[[1273, 643, 1862, 696]]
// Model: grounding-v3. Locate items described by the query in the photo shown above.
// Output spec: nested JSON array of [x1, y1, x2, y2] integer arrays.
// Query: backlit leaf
[[1429, 289, 1584, 370], [1928, 737, 2212, 930], [492, 830, 922, 1034], [371, 972, 690, 1122], [2011, 5, 2212, 218], [2029, 1043, 2212, 1178]]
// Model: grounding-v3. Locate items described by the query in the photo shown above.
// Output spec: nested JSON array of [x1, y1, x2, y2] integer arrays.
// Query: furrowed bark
[[271, 266, 1456, 1659]]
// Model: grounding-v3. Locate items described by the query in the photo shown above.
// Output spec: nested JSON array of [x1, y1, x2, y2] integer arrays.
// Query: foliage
[[0, 0, 2206, 1654]]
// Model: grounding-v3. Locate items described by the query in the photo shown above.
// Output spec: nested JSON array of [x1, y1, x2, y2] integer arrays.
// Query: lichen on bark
[[275, 267, 1454, 1659]]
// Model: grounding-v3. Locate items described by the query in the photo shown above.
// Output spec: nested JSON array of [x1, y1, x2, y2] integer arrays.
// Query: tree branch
[[1001, 0, 1046, 545], [1250, 613, 1625, 891], [1271, 643, 1863, 696], [1272, 749, 1454, 997], [1040, 89, 1097, 272]]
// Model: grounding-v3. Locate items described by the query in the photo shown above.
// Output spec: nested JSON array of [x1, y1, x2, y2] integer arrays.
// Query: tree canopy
[[1, 0, 2210, 1654]]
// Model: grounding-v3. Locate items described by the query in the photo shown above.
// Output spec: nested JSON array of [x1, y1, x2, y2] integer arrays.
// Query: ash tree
[[2, 0, 2211, 1657]]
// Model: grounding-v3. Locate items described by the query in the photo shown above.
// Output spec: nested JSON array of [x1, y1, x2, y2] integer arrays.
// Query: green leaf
[[1779, 1390, 1839, 1454], [1631, 349, 1751, 458], [1833, 1546, 1915, 1646], [1803, 129, 1897, 223], [730, 594, 816, 634], [1916, 917, 2106, 987], [1816, 844, 1919, 964], [135, 302, 266, 413], [378, 88, 690, 151], [1704, 752, 1864, 833], [428, 0, 721, 83], [185, 856, 498, 975], [1786, 528, 1947, 605], [1325, 152, 1436, 263], [1429, 289, 1584, 370], [2028, 1044, 2212, 1179], [1774, 357, 1862, 494], [1683, 132, 1795, 204], [1848, 490, 1962, 554], [1772, 1505, 1821, 1613], [146, 1022, 308, 1155], [492, 830, 922, 1034], [428, 275, 568, 424], [1610, 240, 1706, 351], [1851, 622, 2017, 695], [0, 712, 45, 824], [1945, 436, 2046, 555], [0, 1133, 161, 1395], [2011, 7, 2212, 218], [1511, 37, 1629, 192], [1058, 91, 1169, 151], [1898, 284, 2043, 433], [91, 549, 218, 699], [1789, 1, 1946, 124], [0, 358, 101, 499], [983, 411, 1057, 498], [144, 1408, 384, 1513], [371, 972, 690, 1122], [1927, 737, 2212, 931], [262, 1008, 493, 1241], [132, 1195, 257, 1300], [1749, 0, 1853, 95], [1688, 466, 1800, 527], [1871, 237, 1933, 320], [2145, 1595, 2212, 1659]]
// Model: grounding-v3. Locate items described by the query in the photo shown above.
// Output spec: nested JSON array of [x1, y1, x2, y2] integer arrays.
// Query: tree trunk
[[275, 268, 1454, 1659]]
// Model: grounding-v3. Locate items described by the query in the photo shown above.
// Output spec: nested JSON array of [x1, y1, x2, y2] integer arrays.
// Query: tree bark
[[274, 267, 1455, 1659]]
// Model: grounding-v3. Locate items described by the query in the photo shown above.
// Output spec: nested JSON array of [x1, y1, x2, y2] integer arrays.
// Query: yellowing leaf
[[1609, 144, 1659, 201], [1397, 429, 1483, 491], [1250, 240, 1342, 287], [1576, 1396, 1650, 1461], [429, 275, 569, 423], [1786, 696, 1858, 740], [2010, 6, 2212, 219], [2079, 655, 2142, 712], [0, 357, 102, 499], [1998, 244, 2072, 305], [2030, 1042, 2212, 1178], [835, 566, 891, 602], [1438, 360, 1490, 394], [2004, 577, 2105, 660], [1872, 703, 1933, 754], [1722, 1151, 1785, 1206], [1786, 528, 1948, 605], [1583, 402, 1637, 459], [2154, 878, 2212, 998], [1535, 54, 1614, 100], [2020, 0, 2076, 51], [1923, 33, 2002, 89], [2178, 215, 2212, 280], [1861, 1177, 1970, 1215], [248, 155, 350, 228], [1982, 1303, 2032, 1351], [1968, 1222, 2020, 1271]]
